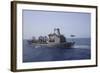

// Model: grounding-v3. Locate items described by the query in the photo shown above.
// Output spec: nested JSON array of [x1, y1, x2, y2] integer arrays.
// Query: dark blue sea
[[23, 38, 91, 62]]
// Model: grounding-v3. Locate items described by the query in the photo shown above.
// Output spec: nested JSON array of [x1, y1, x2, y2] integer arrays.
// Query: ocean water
[[23, 38, 91, 62]]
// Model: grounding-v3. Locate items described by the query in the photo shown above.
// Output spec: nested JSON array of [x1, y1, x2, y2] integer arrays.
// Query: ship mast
[[54, 28, 60, 36]]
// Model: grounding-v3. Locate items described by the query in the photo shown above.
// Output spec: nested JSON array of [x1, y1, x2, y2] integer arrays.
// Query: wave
[[74, 45, 90, 49]]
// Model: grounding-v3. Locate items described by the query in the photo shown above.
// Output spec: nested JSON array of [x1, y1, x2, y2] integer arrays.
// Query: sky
[[22, 10, 91, 39]]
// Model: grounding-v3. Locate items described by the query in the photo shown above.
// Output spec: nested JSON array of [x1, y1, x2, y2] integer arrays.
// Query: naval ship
[[27, 28, 75, 48]]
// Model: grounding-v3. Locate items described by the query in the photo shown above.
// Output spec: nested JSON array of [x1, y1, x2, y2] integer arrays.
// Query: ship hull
[[30, 42, 75, 48]]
